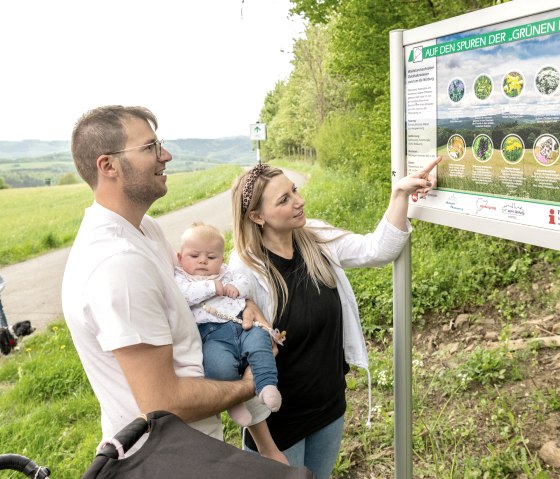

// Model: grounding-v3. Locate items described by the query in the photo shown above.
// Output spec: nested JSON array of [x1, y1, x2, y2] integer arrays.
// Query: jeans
[[0, 299, 7, 329], [197, 320, 278, 394], [245, 414, 345, 479]]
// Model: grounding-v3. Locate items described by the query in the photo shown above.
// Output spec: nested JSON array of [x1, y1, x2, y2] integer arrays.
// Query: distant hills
[[0, 137, 256, 188], [438, 113, 555, 130], [0, 137, 255, 164]]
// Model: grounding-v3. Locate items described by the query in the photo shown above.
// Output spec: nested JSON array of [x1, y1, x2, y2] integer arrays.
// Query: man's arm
[[113, 343, 255, 422]]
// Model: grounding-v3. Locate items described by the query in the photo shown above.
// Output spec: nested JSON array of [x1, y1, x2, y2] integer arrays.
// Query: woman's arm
[[385, 156, 441, 231]]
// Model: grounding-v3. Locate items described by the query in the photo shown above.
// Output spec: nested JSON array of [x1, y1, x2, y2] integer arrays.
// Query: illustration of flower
[[534, 134, 559, 166], [448, 78, 465, 102], [474, 74, 492, 100], [472, 134, 493, 162], [502, 71, 524, 98], [535, 66, 560, 95], [447, 134, 466, 160], [501, 135, 524, 164]]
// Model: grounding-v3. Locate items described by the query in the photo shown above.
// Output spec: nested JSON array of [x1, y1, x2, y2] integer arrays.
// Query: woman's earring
[[259, 223, 264, 229]]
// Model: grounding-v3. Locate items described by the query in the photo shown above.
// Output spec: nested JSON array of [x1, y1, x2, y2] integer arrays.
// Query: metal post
[[257, 139, 261, 164], [390, 29, 413, 479]]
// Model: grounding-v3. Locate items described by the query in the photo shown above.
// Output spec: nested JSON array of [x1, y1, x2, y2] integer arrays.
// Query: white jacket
[[229, 215, 411, 426], [229, 215, 411, 369]]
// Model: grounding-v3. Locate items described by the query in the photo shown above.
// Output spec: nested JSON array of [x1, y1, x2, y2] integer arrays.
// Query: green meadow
[[0, 165, 242, 266]]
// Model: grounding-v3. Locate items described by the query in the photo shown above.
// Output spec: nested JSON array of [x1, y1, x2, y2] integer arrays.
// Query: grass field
[[0, 165, 242, 266]]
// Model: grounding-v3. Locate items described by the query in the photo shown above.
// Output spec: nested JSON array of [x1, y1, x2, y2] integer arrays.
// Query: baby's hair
[[179, 222, 225, 251]]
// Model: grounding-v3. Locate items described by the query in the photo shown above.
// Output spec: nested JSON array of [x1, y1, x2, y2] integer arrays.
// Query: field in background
[[0, 165, 242, 266]]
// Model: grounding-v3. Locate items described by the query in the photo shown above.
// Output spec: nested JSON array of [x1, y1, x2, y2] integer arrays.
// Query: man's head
[[71, 105, 158, 189], [178, 223, 225, 277], [71, 106, 171, 215]]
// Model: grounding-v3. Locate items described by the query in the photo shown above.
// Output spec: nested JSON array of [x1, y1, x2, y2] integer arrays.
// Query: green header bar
[[408, 16, 560, 62]]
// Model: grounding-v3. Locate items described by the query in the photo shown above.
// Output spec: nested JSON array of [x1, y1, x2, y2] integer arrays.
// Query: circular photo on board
[[447, 134, 466, 160], [535, 65, 560, 96], [500, 134, 525, 164], [533, 134, 560, 167], [448, 78, 465, 102], [473, 74, 493, 101], [472, 134, 493, 162], [502, 71, 525, 98]]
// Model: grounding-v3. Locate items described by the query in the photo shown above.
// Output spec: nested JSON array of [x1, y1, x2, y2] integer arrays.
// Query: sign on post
[[390, 3, 560, 478], [250, 123, 267, 141], [401, 1, 560, 250]]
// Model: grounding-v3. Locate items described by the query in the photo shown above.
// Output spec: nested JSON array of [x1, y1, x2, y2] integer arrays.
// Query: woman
[[229, 158, 440, 478]]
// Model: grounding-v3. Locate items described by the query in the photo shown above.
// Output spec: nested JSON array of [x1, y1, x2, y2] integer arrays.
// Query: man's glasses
[[105, 139, 164, 159]]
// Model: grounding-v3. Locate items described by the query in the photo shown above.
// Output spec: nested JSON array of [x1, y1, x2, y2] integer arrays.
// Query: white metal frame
[[391, 2, 560, 478]]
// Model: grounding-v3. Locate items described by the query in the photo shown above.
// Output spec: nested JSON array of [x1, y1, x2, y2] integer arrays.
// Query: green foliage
[[0, 322, 100, 479], [267, 0, 502, 178], [454, 347, 524, 390], [313, 111, 363, 171], [58, 172, 80, 185], [290, 0, 341, 23], [0, 177, 9, 189]]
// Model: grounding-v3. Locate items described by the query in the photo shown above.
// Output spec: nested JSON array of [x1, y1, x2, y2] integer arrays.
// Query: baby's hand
[[223, 284, 240, 299], [213, 280, 224, 296]]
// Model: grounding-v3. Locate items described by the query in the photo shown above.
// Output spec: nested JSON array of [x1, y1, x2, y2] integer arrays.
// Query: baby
[[174, 223, 282, 424]]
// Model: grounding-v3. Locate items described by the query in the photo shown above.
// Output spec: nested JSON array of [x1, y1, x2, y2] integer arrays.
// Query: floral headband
[[242, 163, 269, 213]]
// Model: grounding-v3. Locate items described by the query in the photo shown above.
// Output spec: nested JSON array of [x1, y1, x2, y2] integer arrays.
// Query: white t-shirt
[[62, 202, 222, 447]]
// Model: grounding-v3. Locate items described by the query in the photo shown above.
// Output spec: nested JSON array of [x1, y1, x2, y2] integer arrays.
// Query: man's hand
[[242, 299, 268, 330], [243, 300, 278, 356]]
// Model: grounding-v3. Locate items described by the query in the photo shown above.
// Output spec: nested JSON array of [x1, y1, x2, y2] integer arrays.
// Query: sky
[[0, 0, 305, 141], [437, 11, 560, 119]]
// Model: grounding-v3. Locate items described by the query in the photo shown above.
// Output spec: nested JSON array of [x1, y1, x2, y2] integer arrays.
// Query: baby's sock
[[258, 385, 282, 412], [228, 403, 253, 427]]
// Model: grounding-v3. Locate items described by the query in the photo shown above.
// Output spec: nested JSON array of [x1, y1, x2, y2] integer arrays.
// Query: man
[[62, 106, 258, 449]]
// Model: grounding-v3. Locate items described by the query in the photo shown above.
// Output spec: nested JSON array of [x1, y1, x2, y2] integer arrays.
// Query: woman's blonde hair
[[231, 165, 337, 320]]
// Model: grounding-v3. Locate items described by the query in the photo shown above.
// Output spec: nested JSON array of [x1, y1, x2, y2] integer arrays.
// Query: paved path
[[0, 169, 306, 334]]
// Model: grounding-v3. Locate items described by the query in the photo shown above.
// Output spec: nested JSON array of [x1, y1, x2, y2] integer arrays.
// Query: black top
[[245, 244, 347, 451]]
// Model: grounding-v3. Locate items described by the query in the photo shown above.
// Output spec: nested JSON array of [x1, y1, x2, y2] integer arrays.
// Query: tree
[[58, 172, 79, 186], [0, 177, 9, 189]]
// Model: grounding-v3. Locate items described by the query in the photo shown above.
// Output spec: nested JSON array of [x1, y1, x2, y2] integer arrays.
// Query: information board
[[399, 1, 560, 250]]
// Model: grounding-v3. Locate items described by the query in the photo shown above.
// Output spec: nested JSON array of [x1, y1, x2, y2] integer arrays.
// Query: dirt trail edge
[[0, 169, 306, 334]]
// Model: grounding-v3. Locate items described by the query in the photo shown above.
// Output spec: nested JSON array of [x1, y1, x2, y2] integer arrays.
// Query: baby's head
[[178, 223, 225, 276]]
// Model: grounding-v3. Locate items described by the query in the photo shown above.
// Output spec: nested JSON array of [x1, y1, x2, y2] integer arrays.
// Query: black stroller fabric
[[81, 410, 315, 479]]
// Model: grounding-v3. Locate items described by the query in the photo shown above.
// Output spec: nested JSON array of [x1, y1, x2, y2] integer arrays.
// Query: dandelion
[[503, 72, 524, 98], [501, 135, 524, 164], [60, 344, 66, 350]]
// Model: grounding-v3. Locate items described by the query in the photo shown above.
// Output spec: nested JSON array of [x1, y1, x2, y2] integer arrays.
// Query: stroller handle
[[0, 454, 50, 478]]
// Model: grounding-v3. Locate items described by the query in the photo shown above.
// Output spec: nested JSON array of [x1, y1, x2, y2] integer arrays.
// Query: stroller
[[0, 411, 315, 478], [0, 454, 50, 478]]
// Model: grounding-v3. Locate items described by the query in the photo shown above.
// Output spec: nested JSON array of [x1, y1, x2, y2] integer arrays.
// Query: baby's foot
[[258, 385, 282, 412], [228, 403, 253, 427]]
